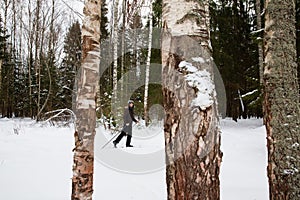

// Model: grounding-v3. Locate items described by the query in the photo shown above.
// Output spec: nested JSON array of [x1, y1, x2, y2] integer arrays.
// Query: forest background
[[0, 0, 299, 123]]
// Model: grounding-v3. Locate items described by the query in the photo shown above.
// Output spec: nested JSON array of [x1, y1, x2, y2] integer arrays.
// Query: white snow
[[292, 143, 299, 148], [179, 61, 215, 110], [0, 118, 269, 199], [241, 89, 258, 98], [192, 57, 206, 63], [220, 118, 269, 200]]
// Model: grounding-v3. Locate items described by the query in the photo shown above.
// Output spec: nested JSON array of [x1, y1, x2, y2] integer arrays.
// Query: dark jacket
[[122, 106, 138, 135]]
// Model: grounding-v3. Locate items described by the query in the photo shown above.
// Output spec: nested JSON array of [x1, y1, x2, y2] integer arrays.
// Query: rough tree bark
[[264, 0, 300, 199], [71, 0, 101, 199], [162, 0, 222, 199]]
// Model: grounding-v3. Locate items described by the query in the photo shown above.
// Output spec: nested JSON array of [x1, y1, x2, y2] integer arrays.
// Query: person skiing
[[113, 100, 139, 148]]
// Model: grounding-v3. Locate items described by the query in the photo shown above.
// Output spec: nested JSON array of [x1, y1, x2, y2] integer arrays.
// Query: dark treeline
[[0, 0, 299, 121], [211, 0, 262, 121]]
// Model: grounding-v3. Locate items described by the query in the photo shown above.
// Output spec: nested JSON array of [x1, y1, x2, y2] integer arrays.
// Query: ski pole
[[100, 130, 122, 149], [100, 123, 138, 149]]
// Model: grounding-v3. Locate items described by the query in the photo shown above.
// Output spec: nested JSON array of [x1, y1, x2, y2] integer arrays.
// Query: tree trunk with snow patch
[[162, 0, 222, 199]]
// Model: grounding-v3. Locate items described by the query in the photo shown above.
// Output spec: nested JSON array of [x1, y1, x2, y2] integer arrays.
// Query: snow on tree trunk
[[264, 0, 300, 199], [162, 0, 222, 199], [144, 1, 153, 126], [71, 0, 101, 199]]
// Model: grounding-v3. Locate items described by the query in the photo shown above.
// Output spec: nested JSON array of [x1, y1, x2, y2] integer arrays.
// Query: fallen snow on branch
[[179, 61, 215, 110]]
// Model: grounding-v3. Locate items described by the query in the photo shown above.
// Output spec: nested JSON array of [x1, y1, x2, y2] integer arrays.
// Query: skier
[[113, 100, 139, 148]]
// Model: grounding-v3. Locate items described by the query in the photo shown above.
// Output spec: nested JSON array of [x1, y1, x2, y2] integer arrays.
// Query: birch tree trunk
[[264, 0, 300, 199], [162, 0, 222, 199], [120, 0, 126, 103], [71, 0, 101, 199], [144, 1, 153, 126], [112, 0, 119, 106], [37, 0, 55, 119]]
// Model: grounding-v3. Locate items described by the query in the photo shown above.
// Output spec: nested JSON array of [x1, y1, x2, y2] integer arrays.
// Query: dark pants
[[114, 131, 132, 146]]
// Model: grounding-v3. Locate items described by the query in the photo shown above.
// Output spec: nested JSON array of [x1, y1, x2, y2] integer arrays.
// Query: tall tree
[[144, 0, 153, 126], [59, 21, 82, 110], [210, 0, 261, 120], [162, 0, 222, 199], [255, 0, 264, 86], [0, 14, 12, 117], [0, 14, 6, 98], [296, 0, 300, 90], [264, 0, 300, 199], [112, 0, 119, 106], [71, 0, 101, 199]]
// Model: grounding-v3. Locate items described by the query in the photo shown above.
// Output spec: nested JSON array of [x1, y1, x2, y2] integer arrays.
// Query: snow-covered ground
[[0, 118, 268, 199], [220, 118, 269, 200]]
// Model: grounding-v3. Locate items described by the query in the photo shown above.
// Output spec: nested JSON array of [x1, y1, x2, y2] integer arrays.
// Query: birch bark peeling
[[162, 0, 222, 199], [71, 0, 101, 199], [162, 0, 211, 48]]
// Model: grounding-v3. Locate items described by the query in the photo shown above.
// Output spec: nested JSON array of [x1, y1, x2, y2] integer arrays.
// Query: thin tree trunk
[[3, 0, 10, 31], [0, 58, 1, 116], [71, 0, 101, 199], [18, 0, 24, 63], [256, 0, 263, 85], [256, 0, 265, 124], [264, 0, 300, 199], [37, 0, 55, 118], [162, 0, 222, 199], [112, 0, 119, 106], [12, 0, 16, 51], [28, 0, 33, 118], [121, 0, 126, 102], [144, 1, 153, 126], [2, 0, 10, 117], [37, 2, 48, 120], [34, 0, 41, 119]]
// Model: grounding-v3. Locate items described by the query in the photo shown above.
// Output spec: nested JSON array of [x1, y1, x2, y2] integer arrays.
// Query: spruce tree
[[0, 14, 14, 118], [210, 0, 261, 120], [58, 21, 82, 110]]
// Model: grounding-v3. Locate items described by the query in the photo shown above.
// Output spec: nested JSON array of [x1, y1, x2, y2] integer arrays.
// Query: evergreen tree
[[0, 15, 7, 60], [38, 53, 60, 115], [0, 14, 14, 118], [12, 52, 27, 117], [153, 0, 162, 27], [58, 21, 82, 110], [210, 0, 261, 120]]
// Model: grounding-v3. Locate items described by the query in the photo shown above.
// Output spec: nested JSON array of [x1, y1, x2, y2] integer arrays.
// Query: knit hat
[[128, 100, 134, 104]]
